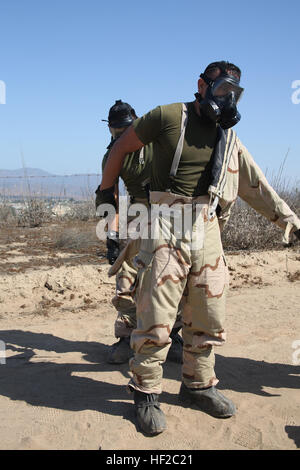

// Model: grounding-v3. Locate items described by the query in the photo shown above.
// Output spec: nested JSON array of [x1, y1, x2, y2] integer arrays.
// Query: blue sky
[[0, 0, 299, 186]]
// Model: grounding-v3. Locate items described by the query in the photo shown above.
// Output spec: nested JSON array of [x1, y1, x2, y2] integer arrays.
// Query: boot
[[133, 389, 167, 435], [107, 336, 134, 364], [178, 382, 236, 418], [167, 331, 183, 363]]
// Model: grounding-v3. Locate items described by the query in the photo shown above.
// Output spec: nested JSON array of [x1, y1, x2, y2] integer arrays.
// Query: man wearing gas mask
[[96, 100, 183, 365], [97, 62, 300, 436], [195, 61, 242, 129]]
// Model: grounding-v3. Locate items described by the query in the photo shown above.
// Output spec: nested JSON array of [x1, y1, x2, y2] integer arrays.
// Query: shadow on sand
[[0, 329, 299, 441]]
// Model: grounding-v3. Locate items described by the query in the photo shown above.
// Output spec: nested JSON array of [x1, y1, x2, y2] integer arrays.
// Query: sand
[[0, 221, 299, 450]]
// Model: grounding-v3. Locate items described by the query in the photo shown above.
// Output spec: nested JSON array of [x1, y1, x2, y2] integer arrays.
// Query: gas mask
[[196, 73, 244, 129], [102, 99, 136, 140]]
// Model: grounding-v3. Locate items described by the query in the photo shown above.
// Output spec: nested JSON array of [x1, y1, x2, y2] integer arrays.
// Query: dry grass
[[1, 174, 299, 252], [222, 183, 300, 251], [222, 200, 282, 251], [0, 198, 97, 228], [64, 200, 97, 221], [0, 204, 16, 223], [17, 199, 52, 227], [0, 198, 52, 228], [53, 227, 99, 251]]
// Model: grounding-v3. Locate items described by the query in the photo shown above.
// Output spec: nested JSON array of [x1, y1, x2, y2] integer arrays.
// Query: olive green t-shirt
[[102, 141, 153, 199], [132, 102, 218, 197]]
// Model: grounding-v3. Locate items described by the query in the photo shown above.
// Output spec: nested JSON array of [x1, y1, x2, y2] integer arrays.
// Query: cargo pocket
[[108, 237, 138, 277], [132, 249, 154, 302]]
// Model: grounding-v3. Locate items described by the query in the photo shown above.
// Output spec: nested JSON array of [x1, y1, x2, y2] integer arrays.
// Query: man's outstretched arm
[[100, 125, 144, 190]]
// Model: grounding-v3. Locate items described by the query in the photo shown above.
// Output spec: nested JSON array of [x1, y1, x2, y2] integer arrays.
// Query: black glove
[[294, 229, 300, 241], [95, 185, 117, 210], [106, 231, 120, 265]]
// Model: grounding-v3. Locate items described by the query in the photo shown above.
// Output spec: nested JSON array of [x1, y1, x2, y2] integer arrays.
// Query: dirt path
[[0, 226, 299, 450]]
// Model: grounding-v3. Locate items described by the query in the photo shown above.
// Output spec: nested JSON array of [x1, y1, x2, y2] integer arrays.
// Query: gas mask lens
[[211, 77, 244, 103]]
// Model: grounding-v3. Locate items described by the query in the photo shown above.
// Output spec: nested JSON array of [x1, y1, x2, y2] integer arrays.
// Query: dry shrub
[[222, 185, 300, 251], [63, 200, 97, 221], [0, 198, 52, 227], [17, 199, 52, 227], [0, 203, 16, 225], [0, 199, 97, 228], [53, 227, 98, 250]]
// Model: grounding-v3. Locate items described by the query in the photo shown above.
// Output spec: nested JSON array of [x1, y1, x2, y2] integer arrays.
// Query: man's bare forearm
[[100, 125, 144, 190], [110, 183, 119, 232]]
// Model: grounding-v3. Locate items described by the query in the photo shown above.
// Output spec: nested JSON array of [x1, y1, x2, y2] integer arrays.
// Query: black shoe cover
[[178, 383, 236, 418], [134, 390, 166, 435], [107, 337, 134, 364]]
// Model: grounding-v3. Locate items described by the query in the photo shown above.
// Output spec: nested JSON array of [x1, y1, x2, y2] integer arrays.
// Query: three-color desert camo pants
[[111, 197, 183, 339], [112, 237, 140, 337], [128, 191, 229, 393], [112, 198, 149, 338]]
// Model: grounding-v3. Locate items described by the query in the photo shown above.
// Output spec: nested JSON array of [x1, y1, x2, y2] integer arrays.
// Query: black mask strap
[[200, 73, 215, 88]]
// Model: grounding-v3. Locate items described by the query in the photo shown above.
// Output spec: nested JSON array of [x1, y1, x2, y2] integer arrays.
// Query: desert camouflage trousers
[[112, 198, 149, 338], [112, 237, 140, 337], [129, 191, 229, 393], [111, 197, 183, 339]]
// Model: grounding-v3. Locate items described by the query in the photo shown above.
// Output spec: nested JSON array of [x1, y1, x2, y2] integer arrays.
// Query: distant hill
[[0, 168, 53, 177], [0, 168, 101, 200]]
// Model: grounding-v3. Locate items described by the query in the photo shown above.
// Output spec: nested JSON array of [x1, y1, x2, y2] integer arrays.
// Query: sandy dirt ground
[[0, 220, 299, 450]]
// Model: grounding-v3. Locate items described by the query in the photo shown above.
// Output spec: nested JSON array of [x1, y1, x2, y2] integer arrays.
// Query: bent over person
[[96, 100, 183, 364], [97, 62, 300, 435]]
